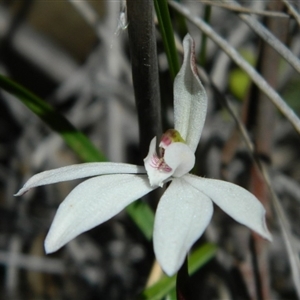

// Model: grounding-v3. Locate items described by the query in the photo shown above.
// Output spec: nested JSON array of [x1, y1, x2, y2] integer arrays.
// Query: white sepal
[[45, 174, 155, 253], [15, 163, 146, 196], [164, 142, 195, 178], [174, 34, 208, 153], [153, 178, 213, 276], [184, 174, 272, 241]]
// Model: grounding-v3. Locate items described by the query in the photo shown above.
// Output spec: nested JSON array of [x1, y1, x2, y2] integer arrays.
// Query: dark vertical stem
[[127, 0, 162, 159], [176, 256, 189, 300]]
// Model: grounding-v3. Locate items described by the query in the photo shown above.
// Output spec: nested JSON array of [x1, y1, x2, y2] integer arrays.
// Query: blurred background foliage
[[1, 0, 300, 299]]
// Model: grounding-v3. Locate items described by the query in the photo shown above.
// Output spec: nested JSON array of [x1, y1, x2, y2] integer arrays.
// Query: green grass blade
[[199, 5, 212, 66], [140, 243, 217, 300], [0, 74, 105, 162], [126, 200, 154, 241], [154, 0, 180, 80]]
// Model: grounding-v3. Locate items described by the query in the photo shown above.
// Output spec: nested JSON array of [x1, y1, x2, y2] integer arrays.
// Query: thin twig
[[168, 1, 300, 137], [218, 88, 300, 300], [0, 251, 65, 274], [282, 0, 300, 27], [228, 0, 300, 75], [216, 85, 300, 300], [243, 3, 286, 295], [194, 60, 300, 298], [260, 169, 300, 299], [273, 173, 300, 204], [200, 0, 289, 18]]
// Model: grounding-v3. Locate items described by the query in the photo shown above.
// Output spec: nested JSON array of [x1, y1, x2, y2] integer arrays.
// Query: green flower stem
[[126, 200, 154, 241], [140, 243, 217, 299]]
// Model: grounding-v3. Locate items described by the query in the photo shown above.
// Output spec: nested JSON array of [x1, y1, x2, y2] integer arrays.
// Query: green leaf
[[199, 5, 212, 67], [126, 200, 154, 241], [140, 243, 217, 300]]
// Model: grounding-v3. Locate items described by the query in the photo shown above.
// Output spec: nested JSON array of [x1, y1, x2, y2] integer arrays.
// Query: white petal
[[184, 174, 272, 241], [174, 34, 208, 152], [164, 142, 195, 177], [153, 178, 213, 276], [45, 174, 155, 253], [15, 163, 146, 196], [144, 137, 174, 187]]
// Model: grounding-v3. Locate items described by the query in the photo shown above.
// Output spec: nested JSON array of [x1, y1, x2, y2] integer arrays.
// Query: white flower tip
[[264, 231, 273, 242], [44, 245, 55, 255], [155, 243, 186, 277], [162, 262, 180, 277], [44, 235, 62, 254], [44, 215, 68, 254], [44, 244, 52, 255], [251, 204, 272, 242], [260, 217, 272, 242], [155, 239, 189, 277], [14, 187, 27, 197]]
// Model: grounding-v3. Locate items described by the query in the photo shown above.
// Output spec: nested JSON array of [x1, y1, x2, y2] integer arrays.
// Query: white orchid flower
[[15, 34, 271, 276]]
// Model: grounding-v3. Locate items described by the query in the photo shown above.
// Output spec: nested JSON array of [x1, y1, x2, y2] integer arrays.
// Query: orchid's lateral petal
[[184, 174, 272, 241], [15, 163, 146, 196], [153, 178, 213, 276], [44, 174, 155, 253], [144, 137, 175, 187], [164, 142, 195, 177], [174, 34, 208, 152]]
